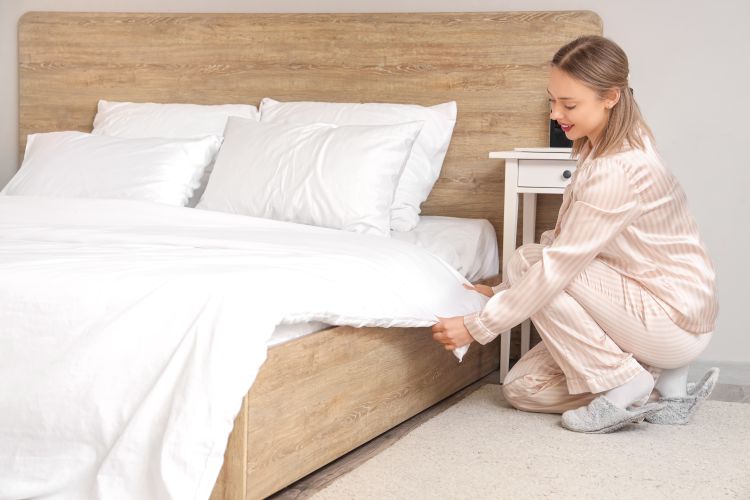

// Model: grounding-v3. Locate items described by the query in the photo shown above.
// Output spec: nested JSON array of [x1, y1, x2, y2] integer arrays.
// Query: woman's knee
[[502, 372, 548, 412], [506, 243, 544, 285], [502, 378, 531, 410]]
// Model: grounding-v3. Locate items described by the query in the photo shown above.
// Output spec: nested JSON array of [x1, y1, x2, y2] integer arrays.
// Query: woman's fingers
[[432, 327, 452, 349], [432, 317, 465, 350], [435, 333, 453, 349], [434, 332, 456, 349], [464, 283, 494, 297]]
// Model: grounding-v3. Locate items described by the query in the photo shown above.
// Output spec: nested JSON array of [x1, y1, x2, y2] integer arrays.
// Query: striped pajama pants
[[501, 243, 713, 414]]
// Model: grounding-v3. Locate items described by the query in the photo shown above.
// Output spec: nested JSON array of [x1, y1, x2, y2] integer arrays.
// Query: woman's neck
[[587, 129, 603, 150]]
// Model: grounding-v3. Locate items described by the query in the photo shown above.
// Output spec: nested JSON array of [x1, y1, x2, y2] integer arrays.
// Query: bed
[[268, 215, 501, 347], [9, 11, 602, 500]]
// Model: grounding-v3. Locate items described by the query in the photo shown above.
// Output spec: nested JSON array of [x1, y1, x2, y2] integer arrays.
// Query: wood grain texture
[[212, 272, 502, 500], [17, 11, 602, 499], [239, 324, 499, 500], [270, 370, 501, 499], [211, 396, 248, 500], [18, 11, 602, 256]]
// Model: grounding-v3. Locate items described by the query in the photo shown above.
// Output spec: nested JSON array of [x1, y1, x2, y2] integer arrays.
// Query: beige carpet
[[312, 385, 750, 499]]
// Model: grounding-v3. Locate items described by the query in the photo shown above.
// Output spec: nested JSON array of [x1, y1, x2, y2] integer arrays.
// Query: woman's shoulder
[[580, 134, 671, 200], [577, 150, 631, 177], [585, 132, 660, 173], [571, 152, 638, 200]]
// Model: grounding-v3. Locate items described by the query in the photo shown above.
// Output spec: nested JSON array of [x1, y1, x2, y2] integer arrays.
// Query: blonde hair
[[551, 35, 654, 160]]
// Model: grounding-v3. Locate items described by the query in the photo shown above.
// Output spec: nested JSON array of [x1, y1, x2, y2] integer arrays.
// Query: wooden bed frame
[[18, 11, 602, 499]]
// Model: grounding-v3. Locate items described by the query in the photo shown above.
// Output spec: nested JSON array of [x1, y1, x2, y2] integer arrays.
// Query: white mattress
[[268, 215, 499, 346]]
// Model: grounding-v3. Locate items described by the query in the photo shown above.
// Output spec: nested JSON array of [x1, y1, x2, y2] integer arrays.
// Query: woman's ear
[[604, 88, 621, 109]]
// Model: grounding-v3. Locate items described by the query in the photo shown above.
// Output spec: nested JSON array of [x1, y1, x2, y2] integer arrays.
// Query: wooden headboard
[[18, 11, 602, 254]]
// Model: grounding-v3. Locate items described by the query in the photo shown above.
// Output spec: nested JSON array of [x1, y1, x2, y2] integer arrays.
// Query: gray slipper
[[562, 396, 665, 434], [644, 367, 720, 425]]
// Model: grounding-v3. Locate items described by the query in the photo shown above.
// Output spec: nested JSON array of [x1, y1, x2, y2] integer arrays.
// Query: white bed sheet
[[392, 215, 498, 283], [268, 215, 498, 347], [0, 197, 489, 500]]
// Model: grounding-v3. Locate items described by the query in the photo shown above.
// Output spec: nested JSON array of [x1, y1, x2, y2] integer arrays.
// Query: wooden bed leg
[[210, 396, 248, 500]]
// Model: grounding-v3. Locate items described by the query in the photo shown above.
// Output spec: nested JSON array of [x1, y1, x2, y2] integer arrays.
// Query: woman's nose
[[550, 105, 563, 121]]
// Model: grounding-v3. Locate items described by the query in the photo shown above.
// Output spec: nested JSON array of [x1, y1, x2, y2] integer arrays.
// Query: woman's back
[[562, 135, 719, 333]]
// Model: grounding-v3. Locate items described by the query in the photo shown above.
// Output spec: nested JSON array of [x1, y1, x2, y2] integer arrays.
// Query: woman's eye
[[548, 99, 575, 111]]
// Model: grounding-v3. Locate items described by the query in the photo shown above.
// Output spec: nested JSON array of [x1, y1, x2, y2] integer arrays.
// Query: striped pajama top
[[464, 133, 719, 345]]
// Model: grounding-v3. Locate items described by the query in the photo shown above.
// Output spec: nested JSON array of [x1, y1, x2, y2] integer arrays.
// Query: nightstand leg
[[491, 150, 572, 381], [500, 332, 510, 383], [500, 160, 519, 384], [520, 193, 537, 358]]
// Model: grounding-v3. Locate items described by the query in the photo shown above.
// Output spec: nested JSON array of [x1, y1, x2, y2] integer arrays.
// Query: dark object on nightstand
[[549, 120, 573, 147]]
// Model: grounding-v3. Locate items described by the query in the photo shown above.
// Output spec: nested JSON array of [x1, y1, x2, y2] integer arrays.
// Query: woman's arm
[[540, 229, 556, 246], [463, 157, 642, 344]]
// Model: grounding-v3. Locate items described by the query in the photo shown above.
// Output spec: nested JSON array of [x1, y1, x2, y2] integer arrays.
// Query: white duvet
[[0, 197, 488, 500]]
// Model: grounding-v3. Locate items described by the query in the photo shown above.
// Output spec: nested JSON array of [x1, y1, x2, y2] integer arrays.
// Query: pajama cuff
[[564, 355, 645, 395], [463, 313, 497, 345], [491, 282, 510, 294]]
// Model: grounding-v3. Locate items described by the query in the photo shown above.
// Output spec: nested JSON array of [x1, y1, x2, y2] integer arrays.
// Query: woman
[[431, 35, 719, 434]]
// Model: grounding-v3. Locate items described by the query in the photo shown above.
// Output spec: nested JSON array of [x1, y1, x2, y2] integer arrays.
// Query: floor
[[270, 370, 750, 499]]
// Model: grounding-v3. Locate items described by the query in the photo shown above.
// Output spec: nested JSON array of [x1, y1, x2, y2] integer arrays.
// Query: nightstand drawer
[[518, 159, 576, 188]]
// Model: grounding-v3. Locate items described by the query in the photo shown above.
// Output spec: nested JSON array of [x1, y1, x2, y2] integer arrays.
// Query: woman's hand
[[431, 316, 474, 351], [463, 283, 495, 298]]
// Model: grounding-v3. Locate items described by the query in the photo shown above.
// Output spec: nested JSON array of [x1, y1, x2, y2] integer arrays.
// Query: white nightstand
[[489, 148, 576, 383]]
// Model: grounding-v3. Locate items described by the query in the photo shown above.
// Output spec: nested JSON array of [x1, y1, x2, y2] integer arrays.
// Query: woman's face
[[547, 66, 619, 146]]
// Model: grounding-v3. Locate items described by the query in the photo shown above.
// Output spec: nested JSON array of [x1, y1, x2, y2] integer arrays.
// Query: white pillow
[[197, 117, 423, 237], [1, 131, 221, 207], [259, 98, 457, 231], [91, 100, 259, 139], [92, 100, 259, 206]]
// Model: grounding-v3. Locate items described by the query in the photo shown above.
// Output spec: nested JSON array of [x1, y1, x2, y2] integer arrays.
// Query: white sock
[[604, 370, 655, 409], [654, 365, 689, 398]]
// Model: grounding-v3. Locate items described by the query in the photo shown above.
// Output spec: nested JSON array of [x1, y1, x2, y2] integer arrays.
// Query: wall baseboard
[[689, 361, 750, 385]]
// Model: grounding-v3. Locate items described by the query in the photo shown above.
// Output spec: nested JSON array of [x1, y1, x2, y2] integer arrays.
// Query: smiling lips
[[559, 122, 574, 132]]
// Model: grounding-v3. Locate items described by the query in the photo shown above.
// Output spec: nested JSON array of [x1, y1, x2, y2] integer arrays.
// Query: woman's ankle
[[654, 365, 689, 398], [604, 370, 654, 409]]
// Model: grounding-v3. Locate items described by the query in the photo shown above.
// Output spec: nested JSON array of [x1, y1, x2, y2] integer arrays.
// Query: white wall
[[2, 0, 748, 366]]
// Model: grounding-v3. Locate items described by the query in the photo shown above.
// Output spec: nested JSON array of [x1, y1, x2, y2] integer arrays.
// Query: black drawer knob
[[562, 169, 572, 179]]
